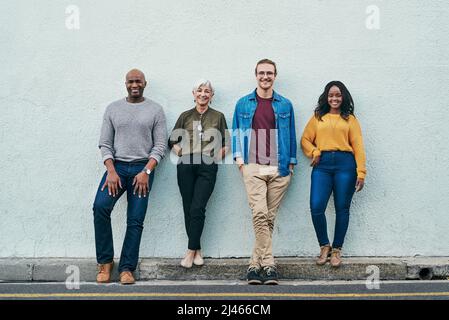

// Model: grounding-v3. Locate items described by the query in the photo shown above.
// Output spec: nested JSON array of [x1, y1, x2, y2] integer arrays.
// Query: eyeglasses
[[257, 71, 275, 77]]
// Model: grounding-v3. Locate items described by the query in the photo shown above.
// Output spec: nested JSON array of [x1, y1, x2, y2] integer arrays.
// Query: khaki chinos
[[242, 163, 291, 268]]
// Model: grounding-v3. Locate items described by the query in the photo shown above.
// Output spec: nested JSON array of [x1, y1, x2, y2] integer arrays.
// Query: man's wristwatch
[[142, 168, 152, 175]]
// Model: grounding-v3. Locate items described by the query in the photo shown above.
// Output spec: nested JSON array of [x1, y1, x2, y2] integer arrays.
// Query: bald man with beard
[[93, 69, 167, 285]]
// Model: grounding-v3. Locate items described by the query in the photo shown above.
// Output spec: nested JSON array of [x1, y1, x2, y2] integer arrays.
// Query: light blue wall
[[1, 0, 448, 258]]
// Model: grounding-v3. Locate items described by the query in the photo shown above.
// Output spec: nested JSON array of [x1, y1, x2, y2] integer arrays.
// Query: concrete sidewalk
[[1, 257, 449, 282]]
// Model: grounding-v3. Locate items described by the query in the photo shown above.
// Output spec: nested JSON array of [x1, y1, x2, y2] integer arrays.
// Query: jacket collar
[[249, 89, 281, 102]]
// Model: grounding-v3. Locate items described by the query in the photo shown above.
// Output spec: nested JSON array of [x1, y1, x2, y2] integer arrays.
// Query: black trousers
[[177, 158, 218, 250]]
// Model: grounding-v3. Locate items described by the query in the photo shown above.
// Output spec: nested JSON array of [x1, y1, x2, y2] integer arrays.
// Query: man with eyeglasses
[[93, 69, 167, 285], [232, 59, 297, 285]]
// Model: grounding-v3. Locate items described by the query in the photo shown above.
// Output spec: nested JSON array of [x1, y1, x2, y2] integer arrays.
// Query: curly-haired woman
[[301, 81, 366, 267]]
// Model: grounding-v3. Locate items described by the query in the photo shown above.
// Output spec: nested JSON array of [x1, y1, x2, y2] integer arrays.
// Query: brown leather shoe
[[119, 271, 136, 285], [316, 245, 332, 265], [96, 262, 114, 283], [330, 248, 342, 268]]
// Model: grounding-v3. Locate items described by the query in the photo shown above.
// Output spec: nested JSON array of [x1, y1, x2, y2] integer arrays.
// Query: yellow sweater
[[301, 113, 366, 179]]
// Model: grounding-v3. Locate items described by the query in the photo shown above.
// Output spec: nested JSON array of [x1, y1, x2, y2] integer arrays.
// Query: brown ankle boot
[[96, 261, 114, 283], [330, 248, 342, 268], [316, 245, 332, 265]]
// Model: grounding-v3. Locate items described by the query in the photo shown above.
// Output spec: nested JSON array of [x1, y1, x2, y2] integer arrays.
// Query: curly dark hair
[[314, 81, 354, 121]]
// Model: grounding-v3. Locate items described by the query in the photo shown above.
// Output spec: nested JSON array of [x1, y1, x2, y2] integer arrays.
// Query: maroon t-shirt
[[249, 94, 278, 165]]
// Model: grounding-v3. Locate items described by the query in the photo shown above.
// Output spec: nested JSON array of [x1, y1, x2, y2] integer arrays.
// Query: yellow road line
[[1, 292, 449, 298]]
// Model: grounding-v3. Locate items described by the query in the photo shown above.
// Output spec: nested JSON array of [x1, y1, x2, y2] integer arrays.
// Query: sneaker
[[96, 261, 114, 283], [262, 266, 279, 285], [246, 266, 263, 285]]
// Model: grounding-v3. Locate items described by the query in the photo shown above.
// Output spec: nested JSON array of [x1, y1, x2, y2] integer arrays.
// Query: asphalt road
[[1, 280, 449, 300], [3, 280, 447, 319]]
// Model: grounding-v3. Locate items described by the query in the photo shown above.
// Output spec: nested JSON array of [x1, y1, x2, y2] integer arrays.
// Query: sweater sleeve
[[149, 108, 168, 164], [98, 107, 115, 163], [301, 115, 321, 159], [348, 116, 366, 179]]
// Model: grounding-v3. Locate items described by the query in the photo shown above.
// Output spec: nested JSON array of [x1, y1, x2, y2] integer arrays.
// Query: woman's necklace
[[198, 114, 203, 140], [197, 108, 207, 140]]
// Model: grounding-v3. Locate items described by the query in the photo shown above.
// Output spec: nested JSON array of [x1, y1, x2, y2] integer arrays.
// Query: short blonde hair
[[192, 79, 214, 94]]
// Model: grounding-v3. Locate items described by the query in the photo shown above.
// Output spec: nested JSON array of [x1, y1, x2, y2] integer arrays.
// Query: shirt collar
[[192, 106, 210, 116], [249, 89, 281, 102]]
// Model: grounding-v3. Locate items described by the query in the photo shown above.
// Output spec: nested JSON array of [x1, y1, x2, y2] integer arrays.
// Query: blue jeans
[[93, 160, 154, 273], [310, 151, 357, 248]]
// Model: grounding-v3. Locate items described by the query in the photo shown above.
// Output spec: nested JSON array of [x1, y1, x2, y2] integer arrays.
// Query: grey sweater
[[99, 97, 167, 163]]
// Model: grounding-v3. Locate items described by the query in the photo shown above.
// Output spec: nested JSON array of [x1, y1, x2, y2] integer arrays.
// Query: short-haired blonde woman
[[169, 79, 229, 268]]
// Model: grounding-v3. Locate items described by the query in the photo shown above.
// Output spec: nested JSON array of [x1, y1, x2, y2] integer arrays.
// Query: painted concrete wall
[[1, 0, 448, 258]]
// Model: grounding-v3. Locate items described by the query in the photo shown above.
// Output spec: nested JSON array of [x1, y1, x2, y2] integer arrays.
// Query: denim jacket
[[232, 89, 297, 177]]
